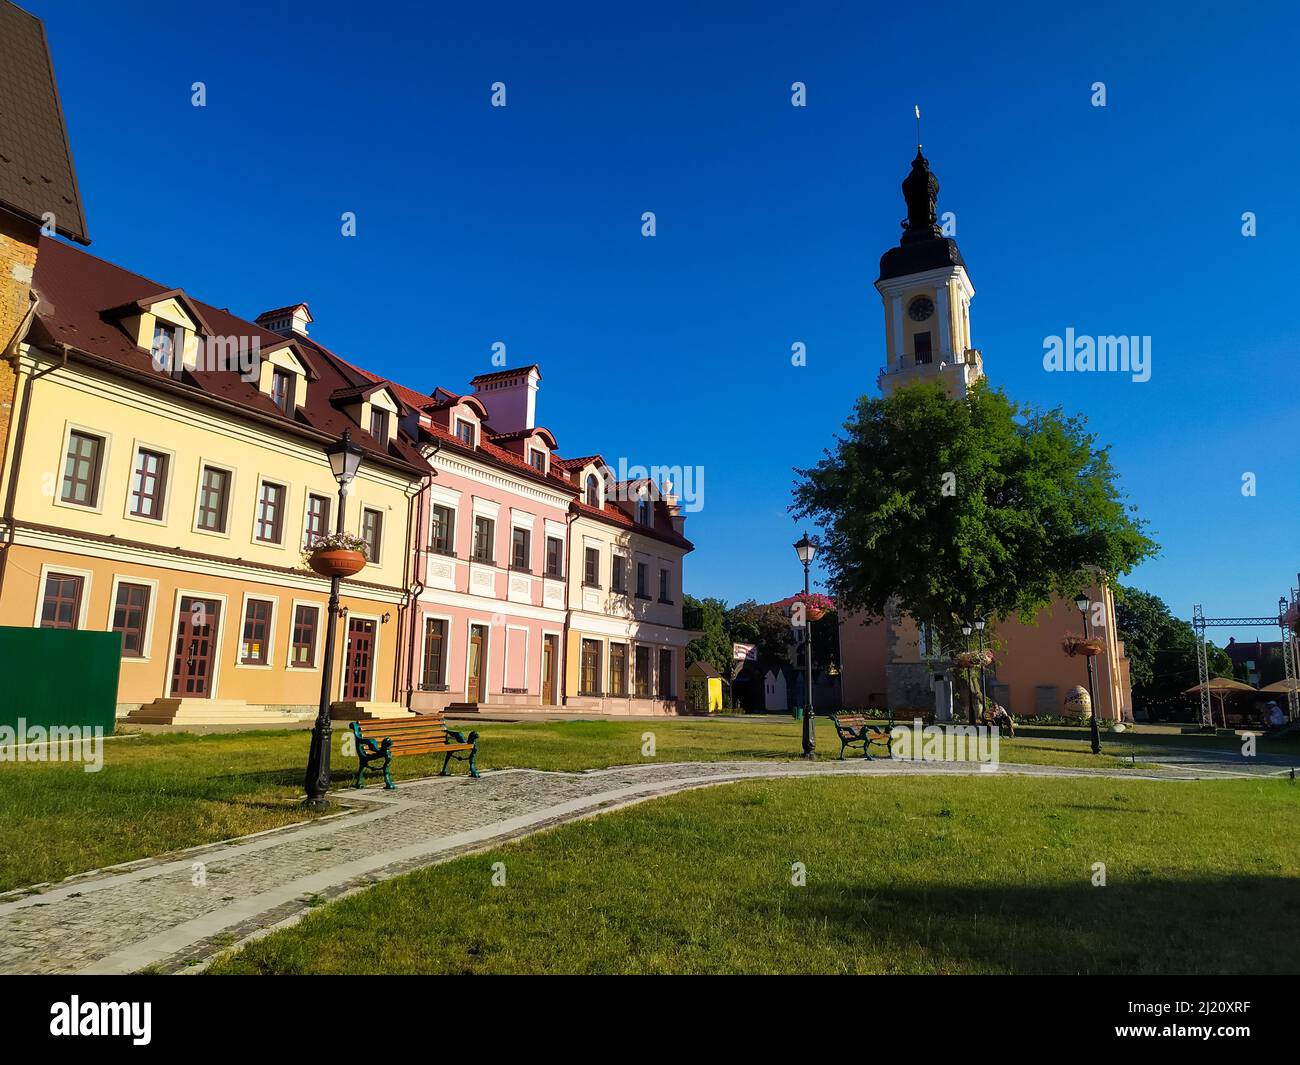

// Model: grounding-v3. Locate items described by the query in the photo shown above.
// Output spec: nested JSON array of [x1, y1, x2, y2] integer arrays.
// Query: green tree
[[1114, 585, 1232, 720], [683, 594, 732, 680], [791, 380, 1156, 651], [725, 600, 792, 663]]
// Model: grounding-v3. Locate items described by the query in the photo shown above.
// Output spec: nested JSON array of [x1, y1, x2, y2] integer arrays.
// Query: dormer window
[[271, 368, 293, 414], [456, 419, 476, 447], [529, 448, 547, 473], [152, 321, 179, 374], [638, 498, 652, 526], [370, 408, 390, 442], [585, 474, 600, 508]]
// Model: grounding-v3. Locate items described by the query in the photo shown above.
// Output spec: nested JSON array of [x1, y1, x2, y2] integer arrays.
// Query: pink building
[[332, 362, 695, 715]]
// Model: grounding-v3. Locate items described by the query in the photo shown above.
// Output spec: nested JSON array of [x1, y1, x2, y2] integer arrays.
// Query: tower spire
[[914, 104, 922, 151]]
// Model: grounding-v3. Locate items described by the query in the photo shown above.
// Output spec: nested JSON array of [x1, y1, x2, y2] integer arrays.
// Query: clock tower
[[875, 149, 982, 398]]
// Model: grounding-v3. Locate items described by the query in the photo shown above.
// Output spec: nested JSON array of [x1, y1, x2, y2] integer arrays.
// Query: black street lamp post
[[1074, 592, 1102, 755], [974, 616, 988, 718], [303, 431, 365, 808], [793, 533, 818, 759]]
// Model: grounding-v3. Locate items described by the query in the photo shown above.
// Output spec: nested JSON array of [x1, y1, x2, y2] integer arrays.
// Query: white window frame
[[250, 475, 292, 548], [192, 459, 237, 539], [121, 439, 176, 526], [235, 592, 279, 670], [107, 573, 161, 663], [286, 598, 325, 671], [54, 421, 112, 516], [32, 562, 93, 629]]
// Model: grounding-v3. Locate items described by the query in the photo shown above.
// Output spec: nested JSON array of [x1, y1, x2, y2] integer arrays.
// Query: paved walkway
[[0, 757, 1248, 975]]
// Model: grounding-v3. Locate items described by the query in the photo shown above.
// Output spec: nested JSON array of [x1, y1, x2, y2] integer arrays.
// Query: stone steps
[[126, 699, 298, 726]]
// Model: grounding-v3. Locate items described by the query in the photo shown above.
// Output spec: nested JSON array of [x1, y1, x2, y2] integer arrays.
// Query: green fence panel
[[0, 627, 119, 734]]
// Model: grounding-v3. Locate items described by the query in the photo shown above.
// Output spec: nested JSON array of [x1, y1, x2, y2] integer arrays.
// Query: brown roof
[[0, 1, 88, 243], [469, 364, 540, 384], [28, 238, 425, 477], [573, 498, 693, 550]]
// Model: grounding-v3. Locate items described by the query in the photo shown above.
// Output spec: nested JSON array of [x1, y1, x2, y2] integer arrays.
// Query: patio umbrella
[[1182, 677, 1257, 726], [1258, 678, 1300, 694]]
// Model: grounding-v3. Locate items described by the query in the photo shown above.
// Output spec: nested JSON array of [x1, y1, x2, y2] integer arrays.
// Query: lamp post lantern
[[793, 532, 818, 758], [303, 430, 365, 808], [1074, 592, 1102, 755]]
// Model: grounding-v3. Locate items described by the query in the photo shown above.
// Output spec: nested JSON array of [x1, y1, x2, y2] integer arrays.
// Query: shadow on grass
[[786, 876, 1300, 974]]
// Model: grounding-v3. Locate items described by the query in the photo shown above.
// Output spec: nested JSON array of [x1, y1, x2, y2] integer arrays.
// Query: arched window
[[585, 474, 600, 508]]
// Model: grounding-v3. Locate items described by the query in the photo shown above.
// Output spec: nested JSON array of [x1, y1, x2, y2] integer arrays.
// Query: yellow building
[[557, 458, 694, 714], [0, 241, 427, 723]]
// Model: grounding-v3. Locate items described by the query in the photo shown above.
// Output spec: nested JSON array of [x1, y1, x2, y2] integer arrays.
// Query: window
[[255, 481, 286, 543], [611, 554, 627, 595], [472, 515, 495, 563], [659, 567, 671, 603], [151, 321, 179, 373], [634, 645, 651, 697], [60, 430, 104, 507], [196, 465, 231, 533], [129, 448, 168, 520], [914, 331, 933, 365], [111, 582, 151, 658], [39, 572, 83, 629], [585, 474, 600, 507], [456, 419, 476, 447], [545, 536, 563, 578], [609, 642, 627, 696], [430, 504, 455, 555], [636, 562, 649, 598], [303, 493, 331, 549], [580, 639, 601, 695], [290, 604, 319, 668], [369, 407, 389, 441], [529, 448, 546, 473], [511, 527, 531, 571], [270, 368, 292, 414], [361, 507, 384, 563], [584, 546, 600, 586], [422, 618, 447, 689], [240, 598, 273, 665], [637, 498, 652, 526], [658, 648, 674, 698]]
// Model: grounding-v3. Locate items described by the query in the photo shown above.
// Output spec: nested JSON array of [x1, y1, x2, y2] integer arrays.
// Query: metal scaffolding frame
[[1192, 588, 1299, 727]]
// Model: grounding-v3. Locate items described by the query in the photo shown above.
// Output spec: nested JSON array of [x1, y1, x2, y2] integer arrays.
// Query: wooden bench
[[349, 714, 479, 789], [830, 712, 894, 760]]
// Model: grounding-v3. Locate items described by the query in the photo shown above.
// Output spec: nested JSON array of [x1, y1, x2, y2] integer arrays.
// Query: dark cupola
[[878, 149, 967, 282]]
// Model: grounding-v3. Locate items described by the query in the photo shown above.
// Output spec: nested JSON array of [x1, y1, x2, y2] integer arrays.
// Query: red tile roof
[[28, 238, 425, 476], [573, 499, 693, 549]]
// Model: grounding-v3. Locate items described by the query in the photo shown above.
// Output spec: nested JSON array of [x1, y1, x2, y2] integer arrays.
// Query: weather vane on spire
[[914, 104, 922, 150]]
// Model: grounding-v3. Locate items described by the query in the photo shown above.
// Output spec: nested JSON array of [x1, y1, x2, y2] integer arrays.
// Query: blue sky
[[29, 0, 1299, 643]]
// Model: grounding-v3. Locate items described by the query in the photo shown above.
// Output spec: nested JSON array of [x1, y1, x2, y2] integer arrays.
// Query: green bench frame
[[830, 712, 895, 760], [349, 715, 480, 789]]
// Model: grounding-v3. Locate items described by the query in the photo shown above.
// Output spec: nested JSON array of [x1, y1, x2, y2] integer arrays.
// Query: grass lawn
[[0, 716, 1281, 893], [208, 773, 1300, 975]]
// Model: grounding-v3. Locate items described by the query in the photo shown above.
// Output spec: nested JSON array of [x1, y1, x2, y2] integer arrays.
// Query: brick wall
[[0, 214, 40, 475]]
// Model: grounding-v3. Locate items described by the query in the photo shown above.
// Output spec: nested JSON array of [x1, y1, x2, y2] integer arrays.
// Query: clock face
[[908, 296, 935, 322]]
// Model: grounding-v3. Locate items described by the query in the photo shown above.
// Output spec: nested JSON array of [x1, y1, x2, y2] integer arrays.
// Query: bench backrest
[[352, 715, 454, 754]]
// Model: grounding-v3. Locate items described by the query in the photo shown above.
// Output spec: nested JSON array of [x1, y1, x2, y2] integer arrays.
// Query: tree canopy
[[1114, 584, 1233, 719], [791, 380, 1156, 650]]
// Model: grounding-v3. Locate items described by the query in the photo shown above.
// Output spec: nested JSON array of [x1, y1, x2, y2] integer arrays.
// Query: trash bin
[[792, 705, 803, 721]]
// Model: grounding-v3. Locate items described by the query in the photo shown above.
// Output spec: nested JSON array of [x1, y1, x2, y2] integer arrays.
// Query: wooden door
[[467, 625, 485, 703], [171, 597, 221, 698], [345, 618, 375, 701], [541, 634, 557, 704]]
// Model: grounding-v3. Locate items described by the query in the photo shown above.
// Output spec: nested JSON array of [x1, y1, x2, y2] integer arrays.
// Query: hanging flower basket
[[305, 533, 369, 578], [795, 592, 835, 623], [954, 649, 993, 670], [1062, 633, 1104, 658]]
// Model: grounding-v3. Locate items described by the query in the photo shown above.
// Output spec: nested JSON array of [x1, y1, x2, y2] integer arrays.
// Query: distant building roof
[[0, 1, 88, 243], [686, 660, 720, 678]]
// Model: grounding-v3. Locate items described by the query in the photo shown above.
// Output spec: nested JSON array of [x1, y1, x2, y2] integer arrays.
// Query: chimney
[[469, 364, 540, 434], [255, 302, 313, 338]]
